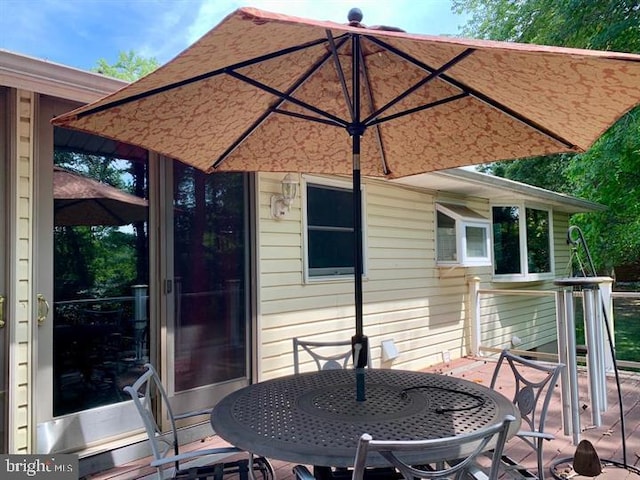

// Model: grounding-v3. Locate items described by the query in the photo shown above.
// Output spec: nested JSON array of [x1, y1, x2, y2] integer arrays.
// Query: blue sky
[[0, 0, 470, 71]]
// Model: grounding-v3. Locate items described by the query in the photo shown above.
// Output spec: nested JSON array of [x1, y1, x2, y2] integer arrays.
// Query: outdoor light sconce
[[271, 173, 298, 219]]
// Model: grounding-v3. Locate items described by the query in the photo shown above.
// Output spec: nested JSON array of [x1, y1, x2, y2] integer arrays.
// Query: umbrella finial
[[348, 8, 363, 26]]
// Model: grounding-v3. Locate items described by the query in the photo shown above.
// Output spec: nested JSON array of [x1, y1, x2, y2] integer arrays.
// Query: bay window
[[436, 203, 491, 267]]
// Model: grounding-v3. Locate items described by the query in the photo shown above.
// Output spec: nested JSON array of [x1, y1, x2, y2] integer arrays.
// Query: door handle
[[0, 295, 4, 328], [37, 294, 49, 325]]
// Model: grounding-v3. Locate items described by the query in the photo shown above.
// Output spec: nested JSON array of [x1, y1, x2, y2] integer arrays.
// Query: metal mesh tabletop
[[211, 369, 520, 467]]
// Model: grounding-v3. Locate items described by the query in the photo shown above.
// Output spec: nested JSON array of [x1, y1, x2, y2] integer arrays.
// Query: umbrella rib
[[74, 35, 341, 119], [326, 29, 355, 122], [358, 45, 390, 176], [365, 35, 577, 149], [211, 37, 350, 171], [362, 48, 475, 126], [369, 93, 469, 126], [226, 70, 350, 128], [271, 109, 346, 127]]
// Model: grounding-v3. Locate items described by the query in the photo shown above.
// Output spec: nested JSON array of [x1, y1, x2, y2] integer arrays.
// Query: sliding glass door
[[166, 164, 252, 413], [36, 96, 149, 452], [36, 95, 254, 451]]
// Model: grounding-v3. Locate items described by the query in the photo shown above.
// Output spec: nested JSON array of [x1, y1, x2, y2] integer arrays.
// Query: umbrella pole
[[352, 140, 367, 402], [350, 32, 367, 402]]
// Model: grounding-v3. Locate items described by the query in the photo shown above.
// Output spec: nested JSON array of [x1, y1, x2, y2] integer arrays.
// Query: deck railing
[[470, 279, 639, 444], [468, 277, 640, 371]]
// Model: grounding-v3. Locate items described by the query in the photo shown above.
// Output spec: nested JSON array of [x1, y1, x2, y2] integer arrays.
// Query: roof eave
[[392, 168, 606, 214], [0, 49, 127, 103]]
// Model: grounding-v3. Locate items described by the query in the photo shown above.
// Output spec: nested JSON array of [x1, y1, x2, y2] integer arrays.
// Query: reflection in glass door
[[52, 132, 150, 416], [172, 165, 249, 394]]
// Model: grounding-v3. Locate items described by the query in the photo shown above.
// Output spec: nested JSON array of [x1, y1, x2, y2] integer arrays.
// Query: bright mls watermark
[[0, 455, 78, 479]]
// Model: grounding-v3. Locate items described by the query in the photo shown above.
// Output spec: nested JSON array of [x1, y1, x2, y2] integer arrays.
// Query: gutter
[[434, 168, 607, 213]]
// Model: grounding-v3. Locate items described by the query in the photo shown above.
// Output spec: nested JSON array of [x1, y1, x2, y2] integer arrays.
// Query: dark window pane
[[492, 206, 521, 275], [526, 208, 551, 274], [308, 230, 354, 273], [307, 184, 353, 228], [307, 183, 356, 276]]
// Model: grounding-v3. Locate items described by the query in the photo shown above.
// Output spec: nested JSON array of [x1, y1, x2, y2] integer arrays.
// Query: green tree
[[93, 50, 159, 81], [453, 0, 640, 274], [567, 111, 640, 272], [453, 0, 639, 52]]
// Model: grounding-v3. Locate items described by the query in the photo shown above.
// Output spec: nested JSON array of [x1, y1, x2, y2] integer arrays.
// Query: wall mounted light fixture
[[271, 173, 298, 219]]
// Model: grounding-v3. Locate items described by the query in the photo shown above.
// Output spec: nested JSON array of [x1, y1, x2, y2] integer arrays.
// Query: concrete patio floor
[[83, 355, 640, 480]]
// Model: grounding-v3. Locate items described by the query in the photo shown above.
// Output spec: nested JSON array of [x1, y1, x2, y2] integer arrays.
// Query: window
[[436, 203, 491, 267], [492, 204, 553, 280], [304, 177, 364, 279]]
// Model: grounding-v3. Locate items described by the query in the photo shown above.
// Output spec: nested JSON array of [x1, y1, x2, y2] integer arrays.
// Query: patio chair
[[489, 350, 564, 480], [123, 363, 274, 480], [293, 415, 515, 480], [293, 337, 371, 374]]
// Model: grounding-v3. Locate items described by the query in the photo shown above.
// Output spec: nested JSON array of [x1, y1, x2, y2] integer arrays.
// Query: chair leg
[[252, 456, 275, 480], [214, 462, 226, 480], [500, 455, 538, 479], [536, 439, 545, 480]]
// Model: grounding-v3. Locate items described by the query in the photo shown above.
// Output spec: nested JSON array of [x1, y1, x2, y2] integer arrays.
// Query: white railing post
[[468, 276, 481, 357], [598, 278, 614, 372], [583, 285, 604, 426], [554, 284, 580, 444], [555, 289, 573, 439]]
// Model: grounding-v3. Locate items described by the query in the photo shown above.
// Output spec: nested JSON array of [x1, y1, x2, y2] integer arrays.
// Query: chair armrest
[[293, 465, 316, 480], [174, 408, 213, 420], [517, 431, 555, 441], [149, 446, 242, 468]]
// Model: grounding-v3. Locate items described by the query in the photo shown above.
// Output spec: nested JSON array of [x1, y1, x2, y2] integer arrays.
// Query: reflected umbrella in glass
[[53, 166, 148, 226]]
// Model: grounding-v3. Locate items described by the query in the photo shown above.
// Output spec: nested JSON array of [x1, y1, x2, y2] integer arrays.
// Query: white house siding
[[7, 88, 35, 453], [258, 173, 498, 380], [478, 211, 571, 353]]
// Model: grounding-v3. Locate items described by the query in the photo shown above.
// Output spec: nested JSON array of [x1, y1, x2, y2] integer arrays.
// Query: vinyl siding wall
[[257, 173, 573, 379], [260, 173, 480, 379]]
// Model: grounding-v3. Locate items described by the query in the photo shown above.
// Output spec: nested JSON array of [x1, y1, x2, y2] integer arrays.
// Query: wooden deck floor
[[83, 356, 640, 480]]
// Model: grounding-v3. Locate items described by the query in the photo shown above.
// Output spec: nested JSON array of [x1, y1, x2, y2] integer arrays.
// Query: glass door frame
[[0, 86, 8, 453]]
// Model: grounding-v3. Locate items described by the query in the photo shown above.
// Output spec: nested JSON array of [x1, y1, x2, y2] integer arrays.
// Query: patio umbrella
[[51, 7, 640, 400], [54, 166, 148, 226]]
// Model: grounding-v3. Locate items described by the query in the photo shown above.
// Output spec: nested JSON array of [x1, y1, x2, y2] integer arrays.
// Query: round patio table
[[211, 368, 520, 469]]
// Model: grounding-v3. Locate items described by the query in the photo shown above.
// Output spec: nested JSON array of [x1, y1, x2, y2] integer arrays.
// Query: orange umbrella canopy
[[54, 167, 148, 226], [52, 7, 640, 178], [51, 7, 640, 399]]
